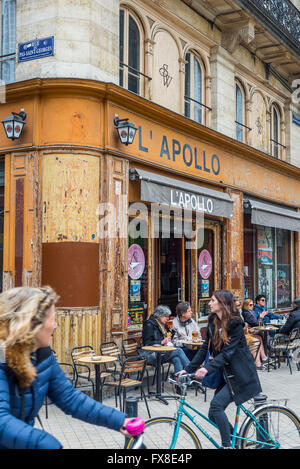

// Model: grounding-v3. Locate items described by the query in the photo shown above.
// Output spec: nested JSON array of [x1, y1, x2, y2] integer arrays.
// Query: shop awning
[[129, 168, 233, 219], [244, 198, 300, 232]]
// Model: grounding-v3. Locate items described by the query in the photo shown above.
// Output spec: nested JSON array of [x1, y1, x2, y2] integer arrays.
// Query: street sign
[[18, 36, 54, 62]]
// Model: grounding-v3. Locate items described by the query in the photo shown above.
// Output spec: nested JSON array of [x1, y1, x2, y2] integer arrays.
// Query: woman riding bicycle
[[0, 286, 132, 449], [178, 289, 262, 449]]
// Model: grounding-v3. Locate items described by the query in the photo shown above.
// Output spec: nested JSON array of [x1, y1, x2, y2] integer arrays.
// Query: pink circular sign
[[198, 249, 212, 279], [128, 244, 145, 280]]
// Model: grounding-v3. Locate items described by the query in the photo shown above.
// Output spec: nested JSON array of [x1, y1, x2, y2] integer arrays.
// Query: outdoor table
[[182, 340, 204, 348], [253, 326, 279, 371], [77, 355, 117, 402], [142, 345, 178, 405]]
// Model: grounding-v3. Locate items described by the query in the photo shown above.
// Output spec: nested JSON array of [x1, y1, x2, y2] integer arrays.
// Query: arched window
[[184, 52, 204, 124], [270, 104, 280, 158], [1, 0, 16, 84], [119, 8, 143, 95], [235, 83, 245, 142]]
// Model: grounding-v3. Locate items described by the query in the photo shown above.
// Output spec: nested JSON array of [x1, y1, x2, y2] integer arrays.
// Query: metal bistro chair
[[122, 337, 153, 394], [44, 350, 75, 419], [71, 346, 96, 397], [100, 341, 123, 405], [269, 328, 300, 374], [106, 355, 151, 418]]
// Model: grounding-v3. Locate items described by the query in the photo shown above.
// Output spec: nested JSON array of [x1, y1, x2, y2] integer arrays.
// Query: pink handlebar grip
[[125, 417, 145, 436]]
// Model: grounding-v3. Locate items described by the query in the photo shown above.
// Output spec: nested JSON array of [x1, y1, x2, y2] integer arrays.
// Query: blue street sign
[[18, 36, 54, 62]]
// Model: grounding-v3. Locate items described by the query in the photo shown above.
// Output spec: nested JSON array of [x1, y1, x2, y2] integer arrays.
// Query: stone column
[[224, 189, 244, 297], [210, 45, 236, 139]]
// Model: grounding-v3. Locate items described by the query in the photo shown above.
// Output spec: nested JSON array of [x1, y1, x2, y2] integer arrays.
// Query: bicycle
[[126, 373, 300, 449]]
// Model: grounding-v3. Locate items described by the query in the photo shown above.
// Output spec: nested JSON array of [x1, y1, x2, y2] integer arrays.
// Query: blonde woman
[[0, 286, 131, 449], [242, 298, 268, 369]]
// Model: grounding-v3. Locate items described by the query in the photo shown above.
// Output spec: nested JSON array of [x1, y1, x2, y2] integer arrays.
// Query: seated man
[[172, 301, 200, 360], [253, 295, 283, 325], [278, 299, 300, 336], [142, 305, 190, 374]]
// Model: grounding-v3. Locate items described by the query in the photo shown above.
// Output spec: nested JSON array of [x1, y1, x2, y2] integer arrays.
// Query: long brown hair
[[211, 290, 237, 351]]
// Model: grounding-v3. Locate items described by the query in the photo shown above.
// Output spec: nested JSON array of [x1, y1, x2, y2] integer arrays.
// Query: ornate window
[[119, 8, 144, 95], [184, 52, 205, 124], [235, 82, 245, 142], [0, 0, 16, 84], [270, 104, 280, 158]]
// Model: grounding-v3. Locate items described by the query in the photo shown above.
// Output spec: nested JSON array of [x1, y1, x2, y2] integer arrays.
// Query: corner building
[[0, 0, 299, 360]]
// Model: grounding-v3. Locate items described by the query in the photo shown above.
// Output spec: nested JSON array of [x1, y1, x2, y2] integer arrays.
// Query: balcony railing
[[237, 0, 300, 57]]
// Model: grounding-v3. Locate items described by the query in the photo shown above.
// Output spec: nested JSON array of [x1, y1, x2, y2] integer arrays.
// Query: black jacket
[[185, 314, 262, 405], [242, 309, 259, 327], [142, 316, 172, 346], [280, 300, 300, 335]]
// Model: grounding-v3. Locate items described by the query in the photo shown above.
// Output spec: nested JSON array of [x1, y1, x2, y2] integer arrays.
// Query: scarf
[[156, 319, 168, 337]]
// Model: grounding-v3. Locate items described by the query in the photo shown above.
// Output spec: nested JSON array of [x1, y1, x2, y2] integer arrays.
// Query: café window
[[244, 213, 292, 309], [184, 51, 205, 124], [197, 223, 220, 318], [128, 226, 148, 329], [1, 0, 16, 84], [119, 8, 144, 95]]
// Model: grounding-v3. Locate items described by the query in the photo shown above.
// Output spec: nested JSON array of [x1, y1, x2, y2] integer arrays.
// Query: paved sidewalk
[[37, 362, 300, 449]]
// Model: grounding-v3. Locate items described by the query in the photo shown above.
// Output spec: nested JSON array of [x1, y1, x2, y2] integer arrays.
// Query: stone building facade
[[0, 0, 299, 360]]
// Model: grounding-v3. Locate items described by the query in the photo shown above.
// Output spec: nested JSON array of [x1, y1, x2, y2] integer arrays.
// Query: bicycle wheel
[[126, 417, 202, 449], [239, 405, 300, 449]]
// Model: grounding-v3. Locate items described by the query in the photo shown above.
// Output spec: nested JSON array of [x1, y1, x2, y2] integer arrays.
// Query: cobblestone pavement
[[37, 361, 300, 450]]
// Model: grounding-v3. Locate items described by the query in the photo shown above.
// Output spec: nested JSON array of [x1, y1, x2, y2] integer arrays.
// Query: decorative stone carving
[[222, 21, 255, 54]]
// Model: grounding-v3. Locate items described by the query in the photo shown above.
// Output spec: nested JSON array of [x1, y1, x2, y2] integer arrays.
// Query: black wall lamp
[[1, 109, 26, 140], [114, 114, 137, 145]]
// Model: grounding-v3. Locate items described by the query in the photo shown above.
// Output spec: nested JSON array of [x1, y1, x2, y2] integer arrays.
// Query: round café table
[[253, 326, 279, 372], [77, 355, 117, 402], [142, 345, 179, 405], [182, 340, 204, 348]]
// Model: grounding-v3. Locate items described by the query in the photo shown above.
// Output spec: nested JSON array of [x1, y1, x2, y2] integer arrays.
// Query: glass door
[[157, 233, 183, 316]]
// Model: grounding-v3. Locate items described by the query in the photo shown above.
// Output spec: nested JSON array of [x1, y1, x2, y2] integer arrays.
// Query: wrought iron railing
[[237, 0, 300, 56]]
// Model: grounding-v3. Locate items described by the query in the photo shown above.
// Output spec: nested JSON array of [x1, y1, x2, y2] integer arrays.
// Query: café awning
[[244, 198, 300, 232], [129, 168, 233, 219]]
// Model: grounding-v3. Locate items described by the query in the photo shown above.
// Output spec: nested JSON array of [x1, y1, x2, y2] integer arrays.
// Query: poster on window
[[257, 227, 273, 265], [130, 280, 141, 302], [200, 280, 210, 298], [277, 268, 291, 306], [128, 244, 145, 279]]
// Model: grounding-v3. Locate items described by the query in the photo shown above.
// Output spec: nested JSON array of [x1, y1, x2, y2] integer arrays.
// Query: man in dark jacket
[[279, 299, 300, 335]]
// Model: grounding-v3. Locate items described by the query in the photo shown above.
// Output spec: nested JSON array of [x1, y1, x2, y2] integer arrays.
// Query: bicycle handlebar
[[125, 417, 145, 436], [125, 417, 146, 449]]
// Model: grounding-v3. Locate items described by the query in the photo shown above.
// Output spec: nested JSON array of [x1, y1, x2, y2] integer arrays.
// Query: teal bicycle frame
[[170, 397, 279, 449]]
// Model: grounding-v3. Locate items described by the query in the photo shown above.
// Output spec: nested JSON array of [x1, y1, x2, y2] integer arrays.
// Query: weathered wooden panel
[[50, 308, 101, 364], [99, 154, 129, 341], [3, 152, 41, 289], [42, 153, 99, 244], [224, 189, 244, 296]]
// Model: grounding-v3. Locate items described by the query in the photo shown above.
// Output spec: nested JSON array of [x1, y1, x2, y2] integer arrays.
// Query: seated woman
[[142, 305, 190, 374], [172, 302, 200, 360], [242, 298, 268, 359], [244, 322, 268, 370]]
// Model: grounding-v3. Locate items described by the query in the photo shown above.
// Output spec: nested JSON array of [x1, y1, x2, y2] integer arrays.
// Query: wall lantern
[[114, 114, 137, 145], [1, 109, 26, 140]]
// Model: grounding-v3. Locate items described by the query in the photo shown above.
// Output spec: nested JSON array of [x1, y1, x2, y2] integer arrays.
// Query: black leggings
[[208, 383, 234, 447]]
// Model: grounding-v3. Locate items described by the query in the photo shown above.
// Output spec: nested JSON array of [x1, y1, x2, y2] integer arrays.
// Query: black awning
[[130, 168, 233, 219], [244, 198, 300, 232]]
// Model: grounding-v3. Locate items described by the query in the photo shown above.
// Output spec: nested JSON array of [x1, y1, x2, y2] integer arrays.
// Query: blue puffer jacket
[[0, 347, 126, 449]]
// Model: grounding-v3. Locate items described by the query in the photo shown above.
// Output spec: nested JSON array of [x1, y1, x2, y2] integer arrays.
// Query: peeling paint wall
[[42, 153, 99, 243]]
